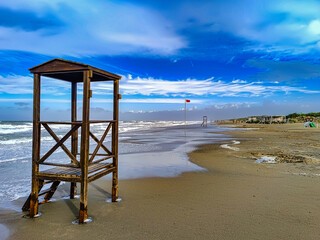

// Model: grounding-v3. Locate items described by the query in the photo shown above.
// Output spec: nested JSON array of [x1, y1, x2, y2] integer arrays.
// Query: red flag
[[185, 99, 190, 103]]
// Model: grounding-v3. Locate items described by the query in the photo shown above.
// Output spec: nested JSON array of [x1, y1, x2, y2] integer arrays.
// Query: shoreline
[[0, 122, 229, 205], [2, 123, 320, 239]]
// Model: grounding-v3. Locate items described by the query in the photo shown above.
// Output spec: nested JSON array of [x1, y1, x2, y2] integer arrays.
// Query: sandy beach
[[1, 123, 320, 240]]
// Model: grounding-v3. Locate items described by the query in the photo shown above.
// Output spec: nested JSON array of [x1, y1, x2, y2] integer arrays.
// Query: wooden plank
[[89, 120, 116, 123], [89, 163, 113, 173], [76, 153, 110, 156], [90, 153, 110, 156], [89, 123, 112, 163], [37, 173, 80, 182], [91, 155, 114, 164], [88, 167, 115, 183], [43, 180, 54, 185], [112, 79, 119, 202], [71, 81, 78, 199], [42, 123, 80, 167], [89, 131, 112, 155], [40, 162, 79, 168], [38, 189, 51, 197], [38, 163, 111, 176], [29, 59, 88, 73], [38, 125, 80, 164], [41, 181, 60, 203], [29, 59, 121, 81], [39, 121, 81, 125], [79, 70, 91, 223], [30, 73, 41, 217], [89, 66, 121, 80]]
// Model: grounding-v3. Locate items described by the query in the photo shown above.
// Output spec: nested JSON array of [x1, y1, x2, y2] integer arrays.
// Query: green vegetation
[[286, 112, 320, 118]]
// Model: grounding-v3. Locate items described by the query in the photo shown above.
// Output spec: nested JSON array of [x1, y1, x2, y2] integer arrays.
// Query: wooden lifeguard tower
[[201, 116, 208, 127], [22, 59, 121, 223]]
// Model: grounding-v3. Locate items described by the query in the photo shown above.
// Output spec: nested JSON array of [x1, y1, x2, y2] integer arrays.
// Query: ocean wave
[[0, 138, 32, 145], [118, 121, 200, 133], [0, 136, 54, 145], [0, 181, 31, 202], [0, 122, 32, 134], [0, 156, 29, 163]]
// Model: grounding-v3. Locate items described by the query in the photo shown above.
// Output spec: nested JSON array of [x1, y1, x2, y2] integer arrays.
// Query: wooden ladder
[[22, 181, 61, 211]]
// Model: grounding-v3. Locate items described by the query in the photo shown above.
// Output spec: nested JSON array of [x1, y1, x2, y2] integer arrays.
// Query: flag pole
[[185, 99, 186, 127], [184, 99, 186, 137]]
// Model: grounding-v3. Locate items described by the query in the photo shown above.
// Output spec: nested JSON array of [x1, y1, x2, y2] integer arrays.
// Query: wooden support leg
[[78, 70, 91, 224], [112, 168, 118, 202], [23, 180, 43, 212], [79, 201, 88, 223], [30, 73, 41, 217], [30, 179, 39, 217], [70, 183, 77, 199], [112, 80, 119, 202], [71, 81, 78, 200], [41, 181, 60, 203], [79, 171, 88, 223]]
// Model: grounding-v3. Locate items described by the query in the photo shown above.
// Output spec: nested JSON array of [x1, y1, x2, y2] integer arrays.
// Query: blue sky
[[1, 0, 320, 121]]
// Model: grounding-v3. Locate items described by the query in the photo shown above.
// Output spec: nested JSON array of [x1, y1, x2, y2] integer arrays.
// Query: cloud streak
[[94, 75, 320, 97], [0, 74, 318, 100]]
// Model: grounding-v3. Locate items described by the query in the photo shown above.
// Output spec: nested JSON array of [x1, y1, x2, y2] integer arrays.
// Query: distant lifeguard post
[[22, 59, 121, 223], [201, 116, 208, 127]]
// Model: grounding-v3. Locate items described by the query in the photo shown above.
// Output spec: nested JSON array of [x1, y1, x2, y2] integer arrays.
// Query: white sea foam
[[118, 121, 201, 133], [0, 181, 31, 202], [0, 138, 32, 145], [0, 156, 29, 164], [220, 144, 240, 151], [220, 140, 240, 151], [0, 123, 32, 134], [255, 156, 277, 164], [0, 136, 54, 145], [0, 159, 18, 163], [106, 197, 122, 202]]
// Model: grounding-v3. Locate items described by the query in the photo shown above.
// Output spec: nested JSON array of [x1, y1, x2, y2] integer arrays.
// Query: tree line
[[286, 112, 320, 118]]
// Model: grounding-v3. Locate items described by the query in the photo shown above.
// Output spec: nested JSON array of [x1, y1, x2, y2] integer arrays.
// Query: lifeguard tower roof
[[29, 58, 121, 82]]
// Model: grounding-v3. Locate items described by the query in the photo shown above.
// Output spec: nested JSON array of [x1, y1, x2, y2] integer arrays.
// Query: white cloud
[[122, 98, 203, 104], [231, 79, 247, 84], [177, 0, 320, 54], [1, 74, 318, 100], [0, 0, 185, 56], [307, 19, 320, 36], [0, 75, 33, 94], [0, 98, 32, 102], [93, 75, 319, 97], [0, 75, 70, 95]]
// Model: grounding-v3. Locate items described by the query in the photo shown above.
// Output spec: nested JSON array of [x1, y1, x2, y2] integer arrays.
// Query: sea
[[0, 121, 233, 208]]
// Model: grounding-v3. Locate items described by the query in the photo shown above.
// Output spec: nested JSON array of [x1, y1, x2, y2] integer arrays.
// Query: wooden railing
[[37, 121, 115, 168]]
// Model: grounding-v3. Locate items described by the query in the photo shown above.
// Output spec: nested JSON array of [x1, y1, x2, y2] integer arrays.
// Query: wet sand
[[2, 123, 320, 240]]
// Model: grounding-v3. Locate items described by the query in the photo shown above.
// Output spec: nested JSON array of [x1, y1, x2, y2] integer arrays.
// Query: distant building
[[247, 115, 286, 124]]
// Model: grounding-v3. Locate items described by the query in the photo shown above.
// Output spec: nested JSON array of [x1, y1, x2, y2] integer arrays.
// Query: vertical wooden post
[[70, 81, 78, 199], [30, 73, 41, 217], [79, 70, 91, 223], [112, 80, 119, 202]]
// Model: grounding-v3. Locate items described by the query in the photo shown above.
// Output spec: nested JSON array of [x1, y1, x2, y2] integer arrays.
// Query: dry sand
[[1, 123, 320, 240]]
